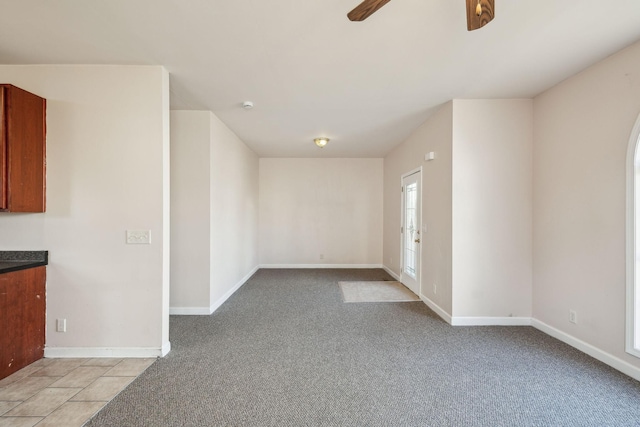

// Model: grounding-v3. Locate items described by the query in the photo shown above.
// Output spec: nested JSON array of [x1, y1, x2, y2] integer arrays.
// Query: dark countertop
[[0, 251, 48, 274]]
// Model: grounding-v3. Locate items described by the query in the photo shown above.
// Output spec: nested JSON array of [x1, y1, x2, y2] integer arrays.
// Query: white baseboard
[[259, 264, 384, 269], [419, 307, 640, 380], [44, 347, 163, 358], [451, 316, 532, 326], [169, 265, 259, 316], [169, 307, 211, 315], [209, 265, 259, 313], [420, 295, 452, 324], [382, 265, 400, 281], [418, 294, 531, 327], [532, 318, 640, 382]]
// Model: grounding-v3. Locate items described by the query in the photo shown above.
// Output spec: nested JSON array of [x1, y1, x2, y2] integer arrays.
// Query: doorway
[[401, 170, 421, 295]]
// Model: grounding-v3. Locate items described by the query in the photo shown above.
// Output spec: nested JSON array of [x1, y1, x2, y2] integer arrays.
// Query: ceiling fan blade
[[347, 0, 391, 21], [466, 0, 495, 31]]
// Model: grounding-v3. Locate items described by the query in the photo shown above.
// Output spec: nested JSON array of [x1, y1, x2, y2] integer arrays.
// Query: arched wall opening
[[626, 112, 640, 358]]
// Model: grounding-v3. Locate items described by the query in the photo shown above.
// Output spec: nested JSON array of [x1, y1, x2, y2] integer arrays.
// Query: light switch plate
[[126, 230, 151, 244]]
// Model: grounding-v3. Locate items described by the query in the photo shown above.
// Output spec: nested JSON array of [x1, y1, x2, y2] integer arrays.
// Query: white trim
[[161, 341, 171, 357], [420, 295, 452, 324], [626, 113, 640, 358], [169, 265, 259, 316], [451, 316, 532, 326], [401, 167, 422, 179], [419, 294, 531, 326], [400, 167, 423, 295], [44, 347, 163, 358], [259, 264, 383, 269], [382, 265, 400, 281], [169, 307, 211, 315], [209, 265, 259, 313], [532, 318, 640, 382]]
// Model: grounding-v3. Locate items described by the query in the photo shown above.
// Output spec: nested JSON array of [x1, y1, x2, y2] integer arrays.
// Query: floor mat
[[338, 281, 420, 302]]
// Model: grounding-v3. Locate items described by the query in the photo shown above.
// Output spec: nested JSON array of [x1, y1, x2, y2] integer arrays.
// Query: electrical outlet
[[319, 254, 324, 260], [569, 310, 577, 324], [56, 318, 67, 332], [126, 230, 151, 244]]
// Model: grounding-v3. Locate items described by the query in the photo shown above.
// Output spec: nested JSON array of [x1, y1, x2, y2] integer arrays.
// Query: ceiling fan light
[[314, 138, 329, 148]]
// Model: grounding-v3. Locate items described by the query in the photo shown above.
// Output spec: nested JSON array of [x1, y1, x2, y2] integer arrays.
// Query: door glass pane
[[404, 182, 417, 279]]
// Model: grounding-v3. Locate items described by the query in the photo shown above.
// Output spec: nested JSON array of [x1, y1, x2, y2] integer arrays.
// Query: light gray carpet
[[86, 269, 640, 426]]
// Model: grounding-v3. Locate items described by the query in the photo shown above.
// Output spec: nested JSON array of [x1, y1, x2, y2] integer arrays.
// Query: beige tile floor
[[0, 357, 155, 427]]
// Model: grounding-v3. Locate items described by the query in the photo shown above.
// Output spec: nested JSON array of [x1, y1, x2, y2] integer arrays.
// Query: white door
[[401, 171, 421, 295]]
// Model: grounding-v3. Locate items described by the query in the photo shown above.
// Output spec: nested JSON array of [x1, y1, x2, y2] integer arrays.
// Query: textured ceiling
[[1, 0, 639, 157]]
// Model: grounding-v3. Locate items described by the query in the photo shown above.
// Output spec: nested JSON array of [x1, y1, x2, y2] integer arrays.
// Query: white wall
[[452, 99, 533, 319], [533, 39, 640, 369], [259, 158, 383, 266], [170, 111, 259, 314], [383, 100, 532, 321], [0, 65, 170, 356], [383, 103, 454, 314], [170, 111, 211, 310], [209, 113, 259, 307]]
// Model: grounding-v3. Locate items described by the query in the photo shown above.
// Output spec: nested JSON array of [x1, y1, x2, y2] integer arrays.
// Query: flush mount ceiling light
[[242, 101, 254, 109], [314, 137, 329, 148]]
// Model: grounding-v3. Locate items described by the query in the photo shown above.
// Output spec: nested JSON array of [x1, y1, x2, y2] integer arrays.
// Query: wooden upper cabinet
[[0, 84, 46, 213]]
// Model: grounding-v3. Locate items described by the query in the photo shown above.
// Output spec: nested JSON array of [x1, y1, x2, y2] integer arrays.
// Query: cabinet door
[[0, 86, 6, 210], [0, 267, 46, 380], [5, 85, 46, 212]]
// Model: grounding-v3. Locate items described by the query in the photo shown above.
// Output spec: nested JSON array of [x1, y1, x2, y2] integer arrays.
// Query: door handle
[[414, 239, 420, 243]]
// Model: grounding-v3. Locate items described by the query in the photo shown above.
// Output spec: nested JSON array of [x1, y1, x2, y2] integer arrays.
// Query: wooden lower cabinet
[[0, 266, 46, 380]]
